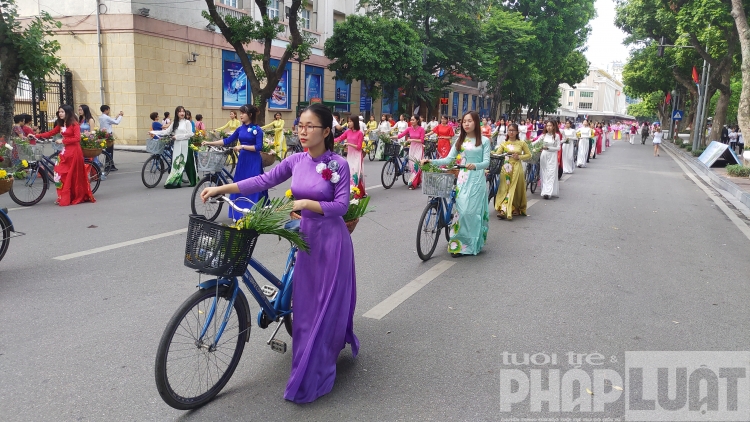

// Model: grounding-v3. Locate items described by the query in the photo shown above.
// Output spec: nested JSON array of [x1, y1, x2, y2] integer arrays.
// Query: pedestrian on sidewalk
[[422, 111, 491, 255], [629, 123, 637, 144], [98, 105, 123, 171], [729, 126, 738, 152], [652, 125, 662, 156], [641, 122, 650, 145], [538, 121, 561, 200], [200, 103, 360, 404], [737, 127, 744, 155]]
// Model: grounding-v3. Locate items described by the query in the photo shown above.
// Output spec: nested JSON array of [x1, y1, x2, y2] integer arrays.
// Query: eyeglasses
[[508, 129, 518, 132], [298, 124, 324, 132]]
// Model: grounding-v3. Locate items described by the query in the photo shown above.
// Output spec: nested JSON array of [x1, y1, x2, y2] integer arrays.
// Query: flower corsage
[[315, 156, 341, 184]]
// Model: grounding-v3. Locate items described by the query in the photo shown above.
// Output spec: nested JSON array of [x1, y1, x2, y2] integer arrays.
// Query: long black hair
[[239, 104, 259, 124], [56, 105, 77, 128], [303, 103, 334, 152], [170, 106, 185, 134], [506, 123, 519, 141], [79, 104, 93, 124], [349, 116, 360, 131], [455, 111, 482, 149]]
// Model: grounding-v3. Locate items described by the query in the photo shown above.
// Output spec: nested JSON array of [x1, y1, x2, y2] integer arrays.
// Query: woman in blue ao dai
[[200, 103, 359, 403]]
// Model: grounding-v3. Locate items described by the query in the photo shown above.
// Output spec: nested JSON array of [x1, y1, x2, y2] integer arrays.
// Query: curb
[[662, 141, 750, 210], [114, 146, 147, 153]]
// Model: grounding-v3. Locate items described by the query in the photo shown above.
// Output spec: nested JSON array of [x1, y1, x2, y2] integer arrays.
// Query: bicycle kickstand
[[267, 318, 287, 353]]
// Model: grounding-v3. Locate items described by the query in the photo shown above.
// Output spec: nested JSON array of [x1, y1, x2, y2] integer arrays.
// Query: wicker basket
[[260, 151, 276, 167], [0, 178, 12, 195], [106, 140, 114, 148], [422, 171, 456, 198], [183, 215, 260, 277], [345, 218, 359, 234], [82, 148, 102, 158], [196, 150, 226, 173], [146, 138, 167, 155]]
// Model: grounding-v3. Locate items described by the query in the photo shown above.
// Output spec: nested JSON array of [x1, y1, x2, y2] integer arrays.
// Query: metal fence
[[14, 71, 73, 132]]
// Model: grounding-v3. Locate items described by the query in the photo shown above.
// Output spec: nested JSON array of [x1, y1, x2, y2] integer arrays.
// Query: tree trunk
[[731, 0, 750, 159], [710, 82, 730, 145], [255, 96, 268, 127], [0, 75, 19, 141]]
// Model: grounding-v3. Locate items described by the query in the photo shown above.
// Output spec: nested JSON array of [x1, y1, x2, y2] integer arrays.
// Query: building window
[[569, 91, 574, 97], [300, 9, 311, 29], [268, 0, 280, 19], [580, 91, 593, 98], [220, 0, 239, 8], [578, 102, 593, 110], [568, 101, 573, 107]]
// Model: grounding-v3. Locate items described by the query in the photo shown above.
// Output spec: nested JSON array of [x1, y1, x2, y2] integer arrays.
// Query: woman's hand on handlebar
[[420, 158, 430, 165], [200, 186, 224, 203], [466, 163, 476, 170]]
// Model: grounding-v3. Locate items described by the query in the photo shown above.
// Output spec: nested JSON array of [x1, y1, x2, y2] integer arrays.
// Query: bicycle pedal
[[261, 285, 278, 300], [270, 339, 287, 354]]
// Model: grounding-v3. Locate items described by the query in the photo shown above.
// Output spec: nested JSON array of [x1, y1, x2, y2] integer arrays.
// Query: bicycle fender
[[197, 278, 233, 290], [0, 210, 13, 232]]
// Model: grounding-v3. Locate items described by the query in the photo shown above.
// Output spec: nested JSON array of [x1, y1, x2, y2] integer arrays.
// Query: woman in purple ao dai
[[200, 103, 359, 403]]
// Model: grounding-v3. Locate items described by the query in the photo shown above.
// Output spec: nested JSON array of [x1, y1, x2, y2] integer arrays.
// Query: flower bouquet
[[524, 140, 543, 164], [260, 140, 277, 167], [94, 129, 114, 148], [342, 186, 371, 234], [0, 162, 28, 196], [233, 197, 309, 252], [189, 130, 208, 149], [81, 133, 107, 158]]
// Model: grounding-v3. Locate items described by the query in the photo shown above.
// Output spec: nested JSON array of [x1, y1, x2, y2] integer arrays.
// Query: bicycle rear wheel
[[155, 285, 250, 410], [381, 159, 397, 189], [224, 151, 237, 176], [9, 166, 48, 206], [98, 151, 112, 177], [0, 212, 10, 262], [401, 159, 413, 186], [142, 156, 165, 188], [368, 142, 376, 161], [87, 162, 101, 194], [530, 165, 539, 194], [487, 174, 497, 205], [417, 201, 441, 261], [191, 174, 224, 221]]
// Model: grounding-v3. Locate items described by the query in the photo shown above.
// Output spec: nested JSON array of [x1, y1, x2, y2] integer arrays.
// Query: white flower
[[252, 129, 257, 135], [268, 150, 276, 155], [331, 172, 340, 183], [316, 163, 326, 173], [53, 172, 61, 183], [350, 198, 359, 205]]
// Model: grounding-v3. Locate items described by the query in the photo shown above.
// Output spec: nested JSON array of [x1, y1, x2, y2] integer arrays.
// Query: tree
[[203, 0, 312, 125], [729, 0, 750, 148], [324, 15, 423, 101], [627, 92, 663, 120], [0, 0, 62, 139]]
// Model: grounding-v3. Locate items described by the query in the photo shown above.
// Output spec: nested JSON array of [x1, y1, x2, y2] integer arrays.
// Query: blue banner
[[268, 59, 291, 110], [452, 92, 459, 117], [335, 78, 350, 112], [359, 82, 372, 112], [382, 89, 398, 115], [472, 95, 477, 112], [462, 93, 469, 115], [222, 51, 248, 107], [305, 65, 325, 103]]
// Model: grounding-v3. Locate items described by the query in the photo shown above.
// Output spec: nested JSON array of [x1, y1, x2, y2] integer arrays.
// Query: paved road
[[1, 142, 748, 421]]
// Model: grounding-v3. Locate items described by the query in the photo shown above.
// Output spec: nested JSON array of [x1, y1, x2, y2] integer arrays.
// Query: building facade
[[556, 67, 633, 123], [19, 0, 484, 144]]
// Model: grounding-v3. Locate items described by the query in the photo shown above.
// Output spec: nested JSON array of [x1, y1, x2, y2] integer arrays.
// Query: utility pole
[[692, 60, 709, 150]]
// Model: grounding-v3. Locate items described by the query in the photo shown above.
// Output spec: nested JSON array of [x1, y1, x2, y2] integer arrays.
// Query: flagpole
[[698, 63, 711, 147], [693, 60, 708, 150]]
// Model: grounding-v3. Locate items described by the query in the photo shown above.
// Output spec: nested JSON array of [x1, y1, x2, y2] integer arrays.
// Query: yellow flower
[[351, 186, 360, 196], [285, 189, 293, 198], [0, 169, 7, 178], [100, 142, 106, 147], [456, 154, 462, 161], [21, 160, 28, 168]]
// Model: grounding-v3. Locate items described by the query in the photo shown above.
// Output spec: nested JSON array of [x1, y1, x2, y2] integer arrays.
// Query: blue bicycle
[[416, 168, 463, 261], [526, 159, 540, 194], [486, 153, 508, 206], [155, 196, 298, 410], [141, 137, 174, 188], [0, 207, 24, 263], [380, 141, 413, 189], [190, 147, 235, 221]]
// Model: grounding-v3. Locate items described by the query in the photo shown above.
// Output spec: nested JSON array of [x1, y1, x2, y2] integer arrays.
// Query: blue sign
[[462, 93, 469, 115], [305, 65, 325, 103], [452, 92, 459, 117], [359, 82, 372, 112], [222, 51, 248, 107], [334, 77, 350, 112], [672, 110, 684, 121], [382, 89, 398, 115], [268, 59, 291, 110]]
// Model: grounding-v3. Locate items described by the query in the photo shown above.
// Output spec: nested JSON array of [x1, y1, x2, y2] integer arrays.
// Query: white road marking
[[527, 199, 539, 209], [368, 184, 383, 190], [665, 148, 750, 241], [560, 174, 572, 183], [53, 228, 187, 261], [5, 207, 31, 211], [363, 260, 455, 320]]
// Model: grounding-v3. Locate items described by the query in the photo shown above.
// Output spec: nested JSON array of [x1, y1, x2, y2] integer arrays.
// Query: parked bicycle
[[416, 168, 465, 261], [9, 137, 101, 206], [0, 207, 25, 263], [155, 196, 298, 410], [283, 134, 304, 159], [141, 137, 174, 188], [190, 147, 235, 221], [380, 141, 413, 189]]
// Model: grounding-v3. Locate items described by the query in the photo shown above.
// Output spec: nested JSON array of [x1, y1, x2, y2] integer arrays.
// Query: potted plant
[[260, 141, 277, 167], [80, 134, 106, 158], [0, 160, 28, 196]]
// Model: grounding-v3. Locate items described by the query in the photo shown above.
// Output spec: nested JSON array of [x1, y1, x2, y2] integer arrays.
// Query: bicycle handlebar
[[208, 195, 255, 215]]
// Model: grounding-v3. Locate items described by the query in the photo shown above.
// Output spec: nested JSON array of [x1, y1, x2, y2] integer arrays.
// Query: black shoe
[[543, 195, 550, 199], [109, 166, 119, 171]]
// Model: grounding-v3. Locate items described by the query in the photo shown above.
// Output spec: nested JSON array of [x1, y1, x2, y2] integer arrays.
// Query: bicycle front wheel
[[402, 160, 413, 186], [98, 151, 112, 176], [191, 174, 224, 221], [417, 201, 441, 261], [155, 285, 250, 410], [87, 162, 102, 194], [0, 212, 10, 262], [487, 174, 497, 205], [9, 166, 48, 206], [142, 156, 165, 188], [530, 165, 539, 194], [224, 151, 237, 176], [381, 159, 397, 189], [368, 143, 376, 161]]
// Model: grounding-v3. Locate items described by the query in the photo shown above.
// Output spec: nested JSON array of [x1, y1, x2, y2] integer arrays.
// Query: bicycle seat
[[284, 219, 301, 233]]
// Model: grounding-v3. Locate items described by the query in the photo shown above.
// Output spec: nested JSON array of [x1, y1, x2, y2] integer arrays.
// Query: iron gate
[[14, 71, 73, 132]]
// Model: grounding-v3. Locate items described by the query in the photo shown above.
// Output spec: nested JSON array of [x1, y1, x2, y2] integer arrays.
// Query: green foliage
[[0, 0, 63, 82], [726, 164, 750, 177], [707, 75, 741, 124], [324, 15, 422, 101], [679, 142, 688, 148], [234, 197, 309, 252], [691, 148, 705, 156], [343, 195, 372, 222], [627, 92, 662, 120], [686, 145, 693, 151]]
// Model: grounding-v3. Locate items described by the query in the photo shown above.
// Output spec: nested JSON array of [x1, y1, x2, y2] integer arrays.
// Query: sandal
[[497, 212, 506, 220]]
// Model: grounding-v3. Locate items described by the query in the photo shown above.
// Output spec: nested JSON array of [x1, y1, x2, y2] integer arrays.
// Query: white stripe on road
[[53, 228, 187, 261], [363, 260, 455, 320], [526, 199, 539, 209], [5, 206, 31, 211], [665, 148, 750, 241], [560, 174, 572, 183]]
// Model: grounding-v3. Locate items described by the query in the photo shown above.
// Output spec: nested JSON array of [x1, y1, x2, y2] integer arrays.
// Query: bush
[[686, 145, 693, 151], [726, 164, 750, 177], [679, 142, 688, 148], [692, 149, 705, 156]]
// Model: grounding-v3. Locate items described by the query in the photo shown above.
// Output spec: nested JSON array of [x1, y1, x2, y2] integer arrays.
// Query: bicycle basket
[[146, 138, 167, 155], [184, 215, 259, 277], [488, 154, 505, 175], [286, 135, 301, 147], [422, 171, 456, 198], [529, 150, 541, 164], [383, 143, 401, 158], [196, 150, 226, 173], [424, 141, 437, 157]]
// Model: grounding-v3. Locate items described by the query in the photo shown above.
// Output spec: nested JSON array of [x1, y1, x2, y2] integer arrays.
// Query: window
[[220, 0, 238, 8], [580, 91, 593, 98], [568, 101, 573, 107], [569, 91, 574, 97], [268, 0, 280, 19], [578, 102, 593, 110], [300, 9, 310, 29]]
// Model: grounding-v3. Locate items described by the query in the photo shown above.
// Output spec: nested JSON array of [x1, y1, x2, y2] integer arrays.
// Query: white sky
[[585, 0, 631, 70]]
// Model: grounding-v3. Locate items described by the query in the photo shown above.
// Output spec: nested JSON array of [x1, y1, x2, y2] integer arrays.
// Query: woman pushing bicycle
[[392, 114, 425, 190]]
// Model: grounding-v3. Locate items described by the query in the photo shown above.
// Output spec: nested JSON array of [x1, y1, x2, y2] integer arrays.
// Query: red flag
[[665, 92, 671, 104], [692, 66, 700, 84]]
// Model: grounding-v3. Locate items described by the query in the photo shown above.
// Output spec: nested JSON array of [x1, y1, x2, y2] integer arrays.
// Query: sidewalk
[[662, 140, 750, 216]]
